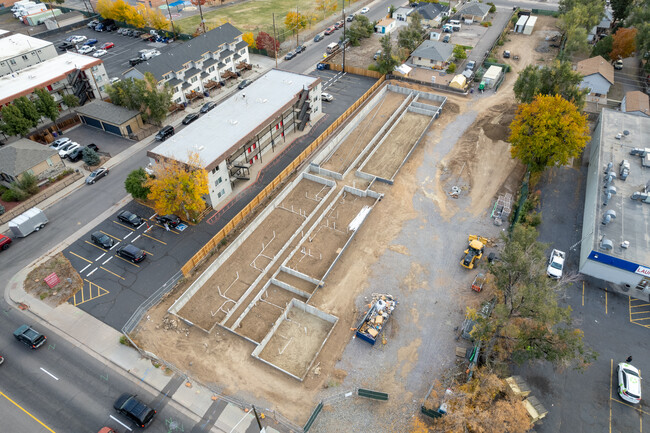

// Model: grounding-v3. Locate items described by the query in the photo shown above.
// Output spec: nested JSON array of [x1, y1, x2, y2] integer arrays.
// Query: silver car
[[85, 167, 109, 184]]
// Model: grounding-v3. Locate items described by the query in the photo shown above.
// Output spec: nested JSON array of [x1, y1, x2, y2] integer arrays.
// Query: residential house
[[394, 6, 413, 21], [124, 23, 249, 105], [457, 1, 492, 22], [0, 139, 65, 185], [375, 18, 397, 34], [576, 56, 615, 104], [621, 91, 650, 117], [412, 3, 450, 26], [410, 40, 454, 69], [0, 32, 57, 77]]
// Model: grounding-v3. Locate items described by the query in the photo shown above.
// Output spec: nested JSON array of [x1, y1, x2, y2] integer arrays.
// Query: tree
[[447, 62, 457, 73], [255, 32, 279, 55], [82, 147, 100, 166], [610, 0, 633, 23], [376, 35, 399, 74], [591, 35, 613, 60], [61, 93, 80, 108], [488, 2, 497, 13], [124, 4, 147, 28], [284, 11, 308, 35], [397, 11, 424, 52], [610, 27, 637, 60], [14, 96, 41, 127], [106, 74, 171, 124], [242, 32, 256, 49], [315, 0, 337, 18], [145, 152, 209, 221], [453, 45, 467, 60], [34, 88, 59, 122], [562, 26, 590, 57], [125, 168, 151, 200], [0, 104, 32, 136], [143, 6, 169, 30], [509, 95, 589, 173], [345, 15, 374, 46], [513, 61, 588, 109], [626, 0, 650, 72]]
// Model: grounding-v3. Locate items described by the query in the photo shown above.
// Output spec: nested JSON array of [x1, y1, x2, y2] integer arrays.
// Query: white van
[[449, 19, 461, 25], [326, 42, 338, 54]]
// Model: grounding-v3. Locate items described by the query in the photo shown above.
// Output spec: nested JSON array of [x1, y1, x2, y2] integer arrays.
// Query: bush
[[368, 63, 379, 72], [82, 147, 100, 166], [488, 4, 496, 13], [2, 186, 28, 202], [482, 21, 492, 27], [446, 62, 457, 73], [125, 168, 151, 200], [18, 172, 39, 195]]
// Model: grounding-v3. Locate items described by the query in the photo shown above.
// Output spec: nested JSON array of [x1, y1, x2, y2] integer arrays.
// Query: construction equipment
[[461, 235, 488, 269], [471, 273, 487, 292]]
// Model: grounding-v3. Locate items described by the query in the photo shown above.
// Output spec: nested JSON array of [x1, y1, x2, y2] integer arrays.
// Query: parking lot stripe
[[96, 252, 105, 261], [113, 221, 135, 231], [100, 266, 126, 279], [87, 267, 98, 276], [69, 251, 92, 264], [611, 395, 650, 415], [103, 256, 113, 265], [124, 232, 132, 239], [100, 231, 121, 241], [114, 255, 140, 267], [110, 242, 120, 251], [143, 232, 167, 244], [143, 249, 153, 256], [84, 240, 107, 252], [132, 234, 141, 242], [154, 224, 179, 234], [80, 263, 91, 273]]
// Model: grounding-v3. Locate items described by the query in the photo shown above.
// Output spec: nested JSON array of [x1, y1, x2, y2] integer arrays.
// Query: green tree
[[397, 11, 424, 52], [376, 35, 399, 75], [509, 94, 589, 173], [626, 0, 650, 73], [0, 104, 32, 136], [513, 61, 588, 109], [106, 74, 170, 124], [562, 26, 590, 57], [610, 0, 633, 23], [345, 15, 374, 46], [61, 94, 80, 108], [33, 88, 59, 122], [18, 172, 40, 195], [453, 45, 467, 60], [591, 35, 613, 60], [125, 168, 151, 200], [14, 96, 41, 127], [446, 62, 457, 73], [82, 147, 100, 166]]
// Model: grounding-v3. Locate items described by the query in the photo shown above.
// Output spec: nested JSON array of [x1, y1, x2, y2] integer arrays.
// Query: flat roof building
[[148, 69, 322, 207], [580, 108, 650, 300], [0, 31, 57, 77]]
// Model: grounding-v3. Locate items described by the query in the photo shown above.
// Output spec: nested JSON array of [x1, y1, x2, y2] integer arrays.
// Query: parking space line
[[610, 396, 650, 415], [143, 233, 167, 244], [87, 267, 98, 276], [100, 231, 122, 241], [629, 297, 650, 328], [153, 224, 179, 235], [96, 252, 105, 261], [143, 249, 153, 256], [132, 234, 141, 242], [124, 232, 132, 239], [113, 221, 135, 231], [103, 256, 113, 265], [69, 251, 93, 264], [100, 266, 126, 279], [71, 279, 109, 306], [80, 263, 91, 273], [84, 240, 107, 252], [114, 255, 140, 267], [605, 288, 608, 314]]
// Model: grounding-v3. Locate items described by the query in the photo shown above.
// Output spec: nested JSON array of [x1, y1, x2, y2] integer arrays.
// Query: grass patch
[[24, 252, 83, 306]]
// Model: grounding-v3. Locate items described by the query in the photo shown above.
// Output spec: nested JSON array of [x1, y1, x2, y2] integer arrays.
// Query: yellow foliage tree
[[111, 0, 133, 23], [144, 6, 169, 30], [315, 0, 337, 17], [284, 11, 308, 35], [96, 0, 116, 19], [145, 152, 209, 221], [123, 4, 147, 28], [242, 32, 256, 49]]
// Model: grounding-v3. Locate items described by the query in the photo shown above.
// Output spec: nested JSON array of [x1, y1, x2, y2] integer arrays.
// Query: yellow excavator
[[461, 235, 488, 269]]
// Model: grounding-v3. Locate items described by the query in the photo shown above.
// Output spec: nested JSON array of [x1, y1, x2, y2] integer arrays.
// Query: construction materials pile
[[355, 294, 397, 345]]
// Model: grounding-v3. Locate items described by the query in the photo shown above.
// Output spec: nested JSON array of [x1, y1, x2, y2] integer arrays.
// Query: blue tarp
[[168, 0, 184, 6]]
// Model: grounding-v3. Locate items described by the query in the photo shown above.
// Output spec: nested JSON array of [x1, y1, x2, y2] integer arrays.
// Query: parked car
[[0, 234, 12, 251], [182, 113, 200, 125], [295, 44, 306, 54], [238, 79, 252, 89], [284, 51, 296, 60], [67, 146, 84, 162], [78, 45, 96, 55], [59, 142, 81, 158], [117, 210, 143, 227], [442, 34, 451, 43], [321, 92, 334, 102], [93, 49, 108, 58], [86, 143, 99, 152], [69, 35, 87, 44], [132, 30, 144, 37], [105, 23, 117, 32], [87, 19, 100, 28], [117, 28, 127, 34], [503, 50, 511, 58], [84, 38, 98, 45], [546, 249, 565, 279], [324, 27, 335, 35], [129, 57, 144, 66], [614, 59, 623, 70], [13, 324, 46, 349], [346, 14, 355, 22], [113, 393, 156, 427], [49, 137, 71, 150], [91, 231, 114, 249], [85, 167, 109, 184], [618, 362, 642, 404], [360, 6, 369, 13], [155, 125, 174, 141], [200, 101, 217, 113], [101, 42, 115, 49], [334, 20, 343, 29], [116, 244, 146, 263], [109, 77, 121, 84], [125, 29, 135, 37], [155, 214, 181, 228], [373, 50, 382, 60], [58, 42, 75, 51], [466, 60, 476, 71], [313, 33, 324, 42]]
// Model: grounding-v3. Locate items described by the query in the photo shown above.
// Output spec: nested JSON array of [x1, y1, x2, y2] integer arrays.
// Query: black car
[[117, 210, 143, 227], [91, 231, 114, 249], [155, 125, 174, 141], [113, 393, 156, 428], [182, 113, 200, 125], [155, 214, 181, 228], [14, 325, 46, 349], [85, 167, 109, 184], [116, 244, 146, 263], [313, 33, 324, 42], [129, 57, 144, 66], [58, 42, 75, 51], [87, 143, 99, 152], [200, 101, 217, 113], [295, 45, 306, 54], [238, 79, 252, 90], [284, 51, 296, 60]]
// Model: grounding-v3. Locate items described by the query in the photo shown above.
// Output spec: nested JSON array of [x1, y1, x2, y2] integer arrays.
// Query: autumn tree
[[125, 168, 151, 200], [513, 61, 588, 109], [255, 32, 279, 55], [34, 88, 59, 122], [145, 152, 209, 221], [315, 0, 337, 18], [509, 94, 589, 173], [376, 34, 399, 74], [453, 45, 467, 60], [242, 32, 256, 49], [610, 27, 637, 60], [14, 96, 41, 127], [143, 6, 169, 30], [284, 11, 308, 36], [0, 104, 32, 137]]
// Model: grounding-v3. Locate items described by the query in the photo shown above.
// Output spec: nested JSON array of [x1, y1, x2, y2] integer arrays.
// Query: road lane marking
[[80, 263, 91, 273], [103, 256, 113, 265], [100, 266, 126, 279], [96, 252, 106, 261], [40, 368, 59, 381], [110, 415, 133, 431], [0, 390, 57, 433], [101, 231, 122, 241], [87, 267, 98, 276], [124, 232, 132, 239], [143, 233, 166, 244], [132, 234, 141, 242], [69, 251, 92, 264]]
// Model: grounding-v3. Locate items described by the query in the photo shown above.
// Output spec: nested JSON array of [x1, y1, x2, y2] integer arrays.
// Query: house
[[124, 23, 250, 105], [0, 32, 57, 77], [482, 65, 503, 88], [410, 40, 454, 69], [576, 56, 614, 104], [412, 3, 450, 26], [75, 100, 145, 138], [375, 18, 397, 34], [621, 91, 650, 117], [0, 139, 65, 185], [394, 6, 413, 21], [457, 1, 492, 22]]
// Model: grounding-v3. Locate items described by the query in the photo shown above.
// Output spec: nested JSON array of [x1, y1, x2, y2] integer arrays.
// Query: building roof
[[0, 32, 53, 64], [458, 1, 491, 17], [148, 69, 320, 171], [129, 23, 242, 81], [577, 56, 615, 84], [377, 18, 395, 27], [184, 67, 201, 77], [75, 100, 140, 125], [586, 109, 650, 267], [0, 52, 102, 105], [395, 6, 413, 15], [484, 65, 503, 80], [414, 2, 450, 20], [624, 91, 650, 116], [411, 40, 454, 62], [45, 11, 84, 22], [0, 139, 57, 177]]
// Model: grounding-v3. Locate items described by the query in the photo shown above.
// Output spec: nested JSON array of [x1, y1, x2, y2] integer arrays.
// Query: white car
[[321, 92, 334, 102], [49, 137, 71, 150], [78, 45, 96, 55], [93, 49, 108, 58], [59, 142, 81, 159], [360, 7, 369, 13], [69, 35, 87, 44], [618, 363, 642, 404], [109, 77, 121, 84], [546, 248, 565, 279]]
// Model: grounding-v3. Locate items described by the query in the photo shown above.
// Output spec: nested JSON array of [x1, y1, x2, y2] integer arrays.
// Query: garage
[[75, 100, 144, 139]]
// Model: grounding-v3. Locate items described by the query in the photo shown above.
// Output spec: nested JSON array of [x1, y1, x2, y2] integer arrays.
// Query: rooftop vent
[[602, 209, 616, 225], [603, 185, 616, 206], [197, 145, 205, 151], [603, 171, 616, 187], [619, 160, 630, 180], [228, 120, 238, 125], [630, 148, 649, 157], [604, 162, 613, 173], [631, 191, 650, 203], [600, 237, 613, 250], [621, 240, 630, 249]]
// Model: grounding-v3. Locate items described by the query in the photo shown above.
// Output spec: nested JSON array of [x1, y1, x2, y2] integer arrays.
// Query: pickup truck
[[546, 249, 565, 279]]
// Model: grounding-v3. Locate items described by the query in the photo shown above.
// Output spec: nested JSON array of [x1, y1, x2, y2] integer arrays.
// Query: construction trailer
[[523, 16, 537, 35], [514, 15, 529, 32]]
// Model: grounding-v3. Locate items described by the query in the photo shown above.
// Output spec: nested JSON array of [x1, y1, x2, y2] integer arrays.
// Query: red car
[[101, 42, 114, 49], [0, 234, 11, 251], [334, 21, 343, 29], [324, 26, 335, 35]]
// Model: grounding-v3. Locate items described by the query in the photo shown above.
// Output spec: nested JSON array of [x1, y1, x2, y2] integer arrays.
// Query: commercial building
[[580, 109, 650, 301], [0, 31, 57, 77], [147, 69, 322, 208]]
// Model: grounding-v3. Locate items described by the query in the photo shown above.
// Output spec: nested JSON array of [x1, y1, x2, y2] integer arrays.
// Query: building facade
[[0, 31, 58, 77], [0, 139, 65, 185]]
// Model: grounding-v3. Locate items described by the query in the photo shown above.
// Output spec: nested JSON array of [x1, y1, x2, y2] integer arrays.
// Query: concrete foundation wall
[[279, 266, 323, 286]]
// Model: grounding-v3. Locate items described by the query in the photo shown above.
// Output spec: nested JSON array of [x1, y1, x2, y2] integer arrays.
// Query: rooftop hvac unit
[[619, 160, 630, 180], [621, 240, 630, 249], [602, 209, 616, 225], [603, 185, 616, 206], [630, 148, 650, 157], [631, 191, 650, 203], [604, 161, 613, 173], [603, 171, 616, 187], [600, 237, 613, 250]]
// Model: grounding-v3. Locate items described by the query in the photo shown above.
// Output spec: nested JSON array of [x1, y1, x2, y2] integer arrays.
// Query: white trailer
[[11, 0, 35, 11], [9, 207, 48, 238], [523, 16, 537, 35], [515, 15, 529, 32]]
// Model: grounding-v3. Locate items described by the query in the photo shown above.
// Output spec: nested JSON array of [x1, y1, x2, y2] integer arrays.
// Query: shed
[[375, 17, 397, 34], [483, 65, 503, 88], [75, 100, 144, 138], [449, 74, 467, 89], [523, 16, 537, 35], [515, 15, 528, 32]]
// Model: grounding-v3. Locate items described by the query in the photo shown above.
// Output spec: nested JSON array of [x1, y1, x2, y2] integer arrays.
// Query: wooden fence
[[327, 64, 385, 79], [180, 75, 387, 276]]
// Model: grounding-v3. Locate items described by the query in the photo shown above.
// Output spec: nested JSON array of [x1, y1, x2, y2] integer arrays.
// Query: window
[[211, 166, 220, 174], [191, 76, 198, 83], [240, 49, 245, 55], [22, 55, 28, 61], [208, 66, 214, 72], [46, 158, 53, 166], [430, 59, 434, 64], [214, 176, 222, 186], [26, 169, 34, 175], [217, 188, 226, 198], [175, 97, 182, 103], [10, 59, 16, 65]]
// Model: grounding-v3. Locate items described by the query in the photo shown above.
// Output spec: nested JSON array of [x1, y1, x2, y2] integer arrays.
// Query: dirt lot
[[24, 252, 83, 307]]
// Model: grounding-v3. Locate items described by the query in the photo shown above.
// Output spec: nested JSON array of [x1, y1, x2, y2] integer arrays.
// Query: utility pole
[[295, 5, 299, 47], [198, 0, 206, 34], [272, 13, 278, 68], [165, 0, 177, 37], [341, 2, 346, 71]]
